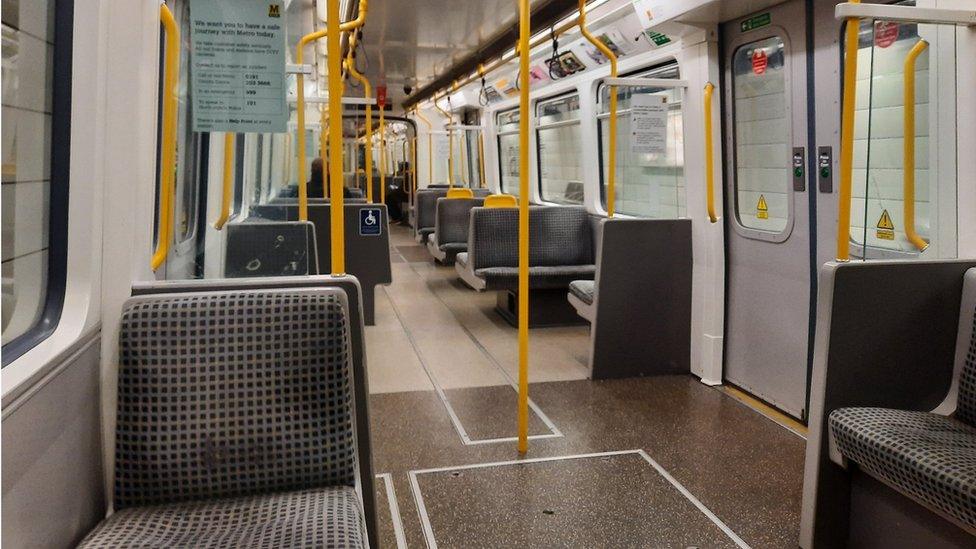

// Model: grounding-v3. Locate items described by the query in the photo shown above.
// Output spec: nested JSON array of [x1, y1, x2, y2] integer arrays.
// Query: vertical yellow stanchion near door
[[903, 39, 929, 252], [379, 92, 386, 205], [414, 106, 434, 187], [152, 3, 180, 271], [703, 83, 718, 223], [517, 0, 530, 454], [478, 132, 486, 188], [214, 133, 235, 229], [326, 0, 344, 274], [836, 0, 860, 261], [579, 0, 617, 217]]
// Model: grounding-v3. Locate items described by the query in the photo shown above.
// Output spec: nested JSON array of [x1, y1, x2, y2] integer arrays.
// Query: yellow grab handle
[[517, 0, 530, 454], [903, 39, 929, 252], [703, 82, 718, 223], [579, 0, 617, 217], [214, 133, 235, 230], [379, 107, 386, 204], [326, 0, 345, 274], [478, 132, 486, 188], [836, 1, 860, 261], [152, 3, 180, 271]]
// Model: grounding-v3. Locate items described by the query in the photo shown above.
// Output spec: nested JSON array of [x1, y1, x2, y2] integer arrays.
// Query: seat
[[79, 288, 366, 548], [477, 264, 596, 291], [829, 408, 976, 530], [78, 487, 364, 548], [426, 196, 484, 264], [568, 279, 595, 306]]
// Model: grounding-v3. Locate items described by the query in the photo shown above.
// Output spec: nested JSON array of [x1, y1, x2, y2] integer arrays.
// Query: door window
[[496, 108, 521, 196], [732, 36, 790, 233]]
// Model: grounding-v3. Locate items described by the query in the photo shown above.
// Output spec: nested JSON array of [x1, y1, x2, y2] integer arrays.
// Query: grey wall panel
[[2, 334, 104, 548]]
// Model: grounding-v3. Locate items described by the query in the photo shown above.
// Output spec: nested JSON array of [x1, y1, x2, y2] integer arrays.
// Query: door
[[722, 1, 811, 419]]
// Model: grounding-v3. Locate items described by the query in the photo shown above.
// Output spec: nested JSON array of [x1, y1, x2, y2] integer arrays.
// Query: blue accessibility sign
[[359, 208, 382, 236]]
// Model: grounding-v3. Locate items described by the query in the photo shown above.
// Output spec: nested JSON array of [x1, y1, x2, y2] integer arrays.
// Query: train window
[[597, 62, 685, 217], [496, 108, 521, 196], [2, 0, 71, 361], [730, 36, 789, 233], [847, 16, 957, 257], [465, 129, 484, 188], [233, 135, 246, 212], [536, 93, 582, 204]]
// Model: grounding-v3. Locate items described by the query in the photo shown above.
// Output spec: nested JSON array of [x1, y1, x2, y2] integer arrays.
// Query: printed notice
[[630, 94, 668, 155], [190, 0, 287, 133]]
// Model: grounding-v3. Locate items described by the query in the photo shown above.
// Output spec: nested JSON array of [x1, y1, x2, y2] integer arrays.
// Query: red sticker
[[376, 85, 387, 108], [751, 49, 768, 75], [874, 21, 899, 48]]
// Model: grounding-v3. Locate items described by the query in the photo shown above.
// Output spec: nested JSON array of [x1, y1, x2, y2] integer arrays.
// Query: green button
[[794, 167, 803, 178], [820, 167, 830, 178]]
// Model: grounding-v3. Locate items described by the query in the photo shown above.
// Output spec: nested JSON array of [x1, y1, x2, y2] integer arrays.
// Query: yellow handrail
[[478, 132, 486, 188], [903, 39, 929, 252], [214, 133, 235, 230], [345, 44, 373, 202], [413, 107, 433, 187], [326, 0, 345, 274], [152, 3, 180, 271], [411, 136, 418, 205], [836, 0, 860, 261], [578, 0, 617, 217], [434, 99, 454, 188], [320, 105, 329, 198], [459, 130, 469, 187], [517, 0, 530, 454], [703, 82, 718, 223], [295, 0, 368, 221], [379, 107, 386, 204]]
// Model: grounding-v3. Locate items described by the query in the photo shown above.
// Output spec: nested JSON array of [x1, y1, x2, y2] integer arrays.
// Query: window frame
[[595, 60, 682, 216], [535, 91, 583, 205], [495, 107, 521, 195], [2, 0, 74, 366]]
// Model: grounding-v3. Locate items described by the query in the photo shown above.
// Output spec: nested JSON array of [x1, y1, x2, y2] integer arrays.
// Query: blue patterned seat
[[78, 289, 365, 548]]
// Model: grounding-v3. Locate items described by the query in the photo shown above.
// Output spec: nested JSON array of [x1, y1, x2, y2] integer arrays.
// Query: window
[[847, 15, 956, 257], [731, 37, 789, 232], [598, 62, 684, 217], [537, 93, 582, 204], [496, 108, 520, 196], [464, 129, 484, 188], [2, 0, 72, 362]]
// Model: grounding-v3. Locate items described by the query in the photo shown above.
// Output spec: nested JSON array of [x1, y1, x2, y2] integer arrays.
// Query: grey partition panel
[[132, 276, 378, 547], [239, 204, 392, 325], [225, 221, 312, 277], [801, 259, 976, 548], [589, 219, 693, 379], [2, 334, 105, 548]]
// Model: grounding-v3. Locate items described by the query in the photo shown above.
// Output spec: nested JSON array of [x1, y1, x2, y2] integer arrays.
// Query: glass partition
[[537, 93, 582, 204], [496, 108, 521, 196]]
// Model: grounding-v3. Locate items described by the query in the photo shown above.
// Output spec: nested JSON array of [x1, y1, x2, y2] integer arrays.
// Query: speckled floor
[[367, 224, 806, 549]]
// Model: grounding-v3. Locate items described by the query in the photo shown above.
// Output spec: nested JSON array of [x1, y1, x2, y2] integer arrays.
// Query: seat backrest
[[953, 268, 976, 426], [446, 188, 474, 199], [113, 288, 357, 509], [415, 189, 449, 229], [435, 197, 484, 245], [468, 205, 592, 270]]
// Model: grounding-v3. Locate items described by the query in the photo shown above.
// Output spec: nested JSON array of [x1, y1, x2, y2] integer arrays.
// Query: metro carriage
[[2, 0, 975, 547]]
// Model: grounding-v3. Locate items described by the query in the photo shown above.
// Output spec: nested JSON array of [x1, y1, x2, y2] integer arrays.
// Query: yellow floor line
[[717, 385, 808, 437]]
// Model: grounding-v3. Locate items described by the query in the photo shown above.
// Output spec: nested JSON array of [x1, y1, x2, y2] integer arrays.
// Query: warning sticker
[[874, 21, 899, 49], [756, 195, 769, 219], [751, 49, 768, 76], [876, 209, 895, 240]]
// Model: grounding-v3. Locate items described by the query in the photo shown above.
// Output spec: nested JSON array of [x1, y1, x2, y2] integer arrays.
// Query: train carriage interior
[[3, 0, 976, 547]]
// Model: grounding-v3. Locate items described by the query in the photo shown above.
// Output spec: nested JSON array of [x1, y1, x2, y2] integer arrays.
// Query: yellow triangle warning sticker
[[876, 209, 895, 240], [756, 194, 769, 219]]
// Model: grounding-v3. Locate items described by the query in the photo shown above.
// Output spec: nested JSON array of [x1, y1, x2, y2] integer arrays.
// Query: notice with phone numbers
[[630, 94, 668, 155], [190, 0, 287, 133]]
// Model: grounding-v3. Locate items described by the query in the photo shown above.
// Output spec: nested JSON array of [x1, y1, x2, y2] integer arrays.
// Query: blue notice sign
[[360, 208, 382, 236]]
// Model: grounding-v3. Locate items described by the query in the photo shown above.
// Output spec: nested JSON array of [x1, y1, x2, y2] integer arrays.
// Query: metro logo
[[268, 4, 280, 17]]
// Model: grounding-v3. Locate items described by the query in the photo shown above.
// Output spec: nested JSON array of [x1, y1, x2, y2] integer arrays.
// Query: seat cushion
[[477, 265, 596, 291], [456, 252, 469, 269], [440, 242, 467, 253], [568, 280, 595, 306], [78, 486, 365, 548], [829, 407, 976, 529]]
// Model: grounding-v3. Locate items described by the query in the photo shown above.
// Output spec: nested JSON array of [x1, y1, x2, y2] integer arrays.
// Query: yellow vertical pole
[[517, 0, 530, 454], [414, 107, 434, 187], [380, 106, 386, 204], [836, 0, 861, 261], [703, 82, 718, 223], [459, 129, 469, 187], [152, 3, 179, 271], [326, 0, 344, 274], [578, 0, 617, 216], [478, 132, 486, 188], [214, 133, 235, 229], [411, 135, 418, 203], [903, 39, 929, 252], [320, 106, 329, 198]]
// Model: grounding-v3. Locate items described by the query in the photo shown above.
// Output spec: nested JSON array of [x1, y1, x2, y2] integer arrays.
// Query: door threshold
[[717, 385, 808, 438]]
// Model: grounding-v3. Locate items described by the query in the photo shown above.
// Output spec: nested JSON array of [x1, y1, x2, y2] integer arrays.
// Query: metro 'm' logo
[[268, 4, 280, 17]]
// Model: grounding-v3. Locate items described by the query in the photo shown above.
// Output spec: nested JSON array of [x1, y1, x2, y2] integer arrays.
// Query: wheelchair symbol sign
[[360, 208, 382, 236]]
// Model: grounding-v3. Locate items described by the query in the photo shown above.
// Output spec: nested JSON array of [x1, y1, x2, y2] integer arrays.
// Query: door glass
[[732, 36, 790, 233], [496, 108, 520, 196], [537, 93, 582, 204], [849, 17, 956, 257]]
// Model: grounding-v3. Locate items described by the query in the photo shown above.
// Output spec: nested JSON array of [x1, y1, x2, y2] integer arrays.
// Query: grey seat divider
[[800, 259, 976, 548], [246, 203, 392, 325], [413, 189, 448, 243], [571, 218, 693, 379], [129, 276, 377, 547], [426, 196, 485, 264]]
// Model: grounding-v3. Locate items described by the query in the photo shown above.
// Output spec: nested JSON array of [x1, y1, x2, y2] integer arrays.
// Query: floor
[[366, 223, 806, 549]]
